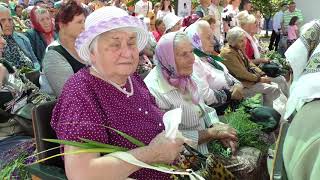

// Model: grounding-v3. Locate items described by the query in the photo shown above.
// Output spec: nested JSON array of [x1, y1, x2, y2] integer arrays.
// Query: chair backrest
[[271, 121, 290, 180], [32, 100, 64, 168]]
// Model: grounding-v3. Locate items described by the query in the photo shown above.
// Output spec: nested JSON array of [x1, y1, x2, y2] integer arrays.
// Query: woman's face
[[243, 22, 256, 35], [174, 39, 195, 76], [90, 29, 139, 78], [235, 35, 246, 51], [199, 25, 214, 54], [157, 22, 166, 34], [164, 0, 171, 7], [62, 14, 85, 39], [37, 12, 52, 33]]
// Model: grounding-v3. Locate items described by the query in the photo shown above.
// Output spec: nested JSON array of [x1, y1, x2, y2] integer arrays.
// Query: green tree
[[250, 0, 287, 36]]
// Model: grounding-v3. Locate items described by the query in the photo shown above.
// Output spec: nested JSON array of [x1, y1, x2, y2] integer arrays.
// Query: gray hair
[[194, 20, 211, 34], [173, 32, 190, 48], [237, 11, 256, 27], [226, 26, 245, 47]]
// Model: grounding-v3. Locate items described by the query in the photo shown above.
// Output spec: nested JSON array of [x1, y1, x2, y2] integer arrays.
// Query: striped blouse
[[144, 67, 220, 154]]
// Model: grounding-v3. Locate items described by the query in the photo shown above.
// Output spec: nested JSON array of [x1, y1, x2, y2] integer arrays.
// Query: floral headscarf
[[154, 32, 199, 104]]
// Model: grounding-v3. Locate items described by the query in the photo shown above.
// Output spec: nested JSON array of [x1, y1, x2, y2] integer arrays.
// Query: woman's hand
[[230, 84, 244, 100], [148, 132, 185, 164], [260, 76, 271, 84], [208, 123, 238, 141]]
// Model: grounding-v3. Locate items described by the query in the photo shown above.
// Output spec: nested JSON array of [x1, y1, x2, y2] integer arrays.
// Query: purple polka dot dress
[[51, 68, 170, 179]]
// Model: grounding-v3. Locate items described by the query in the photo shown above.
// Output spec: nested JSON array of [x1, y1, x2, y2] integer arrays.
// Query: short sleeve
[[51, 77, 108, 144]]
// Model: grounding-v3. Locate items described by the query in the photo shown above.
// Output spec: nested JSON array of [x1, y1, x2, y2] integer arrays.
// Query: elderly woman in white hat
[[163, 13, 182, 33], [51, 7, 185, 179]]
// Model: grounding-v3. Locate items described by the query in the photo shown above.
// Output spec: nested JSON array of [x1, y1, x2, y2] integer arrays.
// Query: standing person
[[281, 1, 303, 35], [156, 0, 174, 20], [269, 3, 287, 51], [195, 0, 211, 17], [134, 0, 152, 17], [222, 0, 240, 41], [242, 0, 252, 13], [287, 16, 299, 48], [208, 0, 223, 44]]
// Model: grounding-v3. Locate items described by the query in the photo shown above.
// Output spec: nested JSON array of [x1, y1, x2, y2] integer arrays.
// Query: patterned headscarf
[[284, 20, 320, 118], [185, 22, 224, 71], [155, 32, 199, 104]]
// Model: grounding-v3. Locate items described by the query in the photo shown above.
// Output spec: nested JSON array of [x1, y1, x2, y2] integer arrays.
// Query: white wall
[[295, 0, 320, 25]]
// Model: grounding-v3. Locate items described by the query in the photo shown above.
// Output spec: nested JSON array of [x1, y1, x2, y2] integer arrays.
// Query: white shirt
[[144, 67, 220, 154], [272, 11, 284, 32], [222, 4, 239, 27], [134, 0, 152, 17], [156, 8, 175, 19]]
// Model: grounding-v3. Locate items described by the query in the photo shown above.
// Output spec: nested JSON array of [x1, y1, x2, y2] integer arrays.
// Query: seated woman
[[144, 31, 264, 178], [152, 19, 165, 42], [42, 1, 86, 96], [220, 27, 287, 115], [24, 6, 58, 63], [236, 11, 269, 65], [237, 11, 289, 96], [51, 7, 184, 179], [185, 20, 244, 112], [283, 20, 320, 180]]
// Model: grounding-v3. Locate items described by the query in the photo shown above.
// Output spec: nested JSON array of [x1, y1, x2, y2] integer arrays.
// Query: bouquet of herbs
[[263, 50, 291, 73], [209, 94, 268, 158]]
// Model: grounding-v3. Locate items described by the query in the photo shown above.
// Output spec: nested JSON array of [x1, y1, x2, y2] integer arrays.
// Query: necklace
[[106, 76, 134, 98], [91, 66, 134, 97]]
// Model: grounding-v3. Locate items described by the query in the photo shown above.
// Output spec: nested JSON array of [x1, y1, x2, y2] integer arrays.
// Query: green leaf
[[79, 138, 128, 151], [30, 148, 120, 165], [104, 126, 146, 147], [43, 139, 100, 149]]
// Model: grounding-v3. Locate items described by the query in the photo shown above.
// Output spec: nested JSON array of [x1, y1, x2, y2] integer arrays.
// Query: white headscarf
[[284, 20, 320, 119]]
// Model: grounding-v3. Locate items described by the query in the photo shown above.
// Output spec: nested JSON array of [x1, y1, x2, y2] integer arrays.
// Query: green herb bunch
[[209, 94, 268, 158]]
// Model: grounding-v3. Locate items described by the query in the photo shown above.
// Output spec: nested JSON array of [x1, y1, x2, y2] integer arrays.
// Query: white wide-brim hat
[[75, 6, 149, 63], [163, 13, 182, 33]]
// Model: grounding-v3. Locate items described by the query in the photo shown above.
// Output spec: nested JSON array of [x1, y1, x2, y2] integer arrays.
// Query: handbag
[[260, 62, 282, 78], [178, 144, 235, 180]]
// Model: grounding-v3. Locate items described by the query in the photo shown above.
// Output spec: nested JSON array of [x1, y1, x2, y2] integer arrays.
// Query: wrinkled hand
[[148, 132, 185, 164], [221, 139, 238, 155], [208, 123, 238, 142], [260, 76, 271, 84], [230, 84, 244, 100]]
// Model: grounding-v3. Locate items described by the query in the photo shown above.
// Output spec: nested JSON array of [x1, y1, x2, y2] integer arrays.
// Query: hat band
[[75, 15, 147, 51]]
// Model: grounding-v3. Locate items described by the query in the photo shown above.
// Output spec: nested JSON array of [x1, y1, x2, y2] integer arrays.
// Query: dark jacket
[[24, 29, 58, 64]]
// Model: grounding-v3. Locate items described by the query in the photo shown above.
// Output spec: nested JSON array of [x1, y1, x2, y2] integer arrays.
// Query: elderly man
[[0, 5, 39, 70]]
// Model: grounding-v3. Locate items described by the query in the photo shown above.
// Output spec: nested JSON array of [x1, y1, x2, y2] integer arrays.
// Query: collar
[[145, 67, 177, 94]]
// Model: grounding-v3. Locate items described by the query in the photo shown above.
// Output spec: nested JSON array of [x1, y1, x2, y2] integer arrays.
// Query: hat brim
[[76, 16, 149, 63]]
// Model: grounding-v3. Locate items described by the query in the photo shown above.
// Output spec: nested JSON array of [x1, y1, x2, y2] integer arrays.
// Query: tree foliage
[[251, 0, 289, 19]]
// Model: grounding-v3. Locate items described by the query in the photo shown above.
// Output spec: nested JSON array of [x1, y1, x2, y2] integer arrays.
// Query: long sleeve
[[220, 48, 260, 82], [43, 50, 74, 96]]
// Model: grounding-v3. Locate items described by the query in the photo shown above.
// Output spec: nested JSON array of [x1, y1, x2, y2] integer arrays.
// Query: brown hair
[[160, 0, 173, 12], [55, 0, 85, 32]]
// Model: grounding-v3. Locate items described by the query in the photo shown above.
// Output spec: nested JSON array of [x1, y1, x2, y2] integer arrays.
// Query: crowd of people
[[0, 0, 318, 179]]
